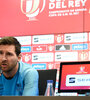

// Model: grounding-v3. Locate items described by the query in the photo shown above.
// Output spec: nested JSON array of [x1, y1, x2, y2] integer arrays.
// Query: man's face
[[0, 45, 21, 72]]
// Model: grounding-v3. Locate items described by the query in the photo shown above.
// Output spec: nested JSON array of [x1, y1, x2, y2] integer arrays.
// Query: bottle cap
[[47, 80, 53, 83]]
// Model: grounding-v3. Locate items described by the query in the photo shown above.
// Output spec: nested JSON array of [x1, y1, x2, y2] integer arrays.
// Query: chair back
[[37, 69, 57, 96]]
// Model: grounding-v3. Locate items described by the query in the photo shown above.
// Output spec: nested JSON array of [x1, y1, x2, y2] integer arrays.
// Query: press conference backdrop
[[0, 0, 90, 95], [0, 33, 89, 93]]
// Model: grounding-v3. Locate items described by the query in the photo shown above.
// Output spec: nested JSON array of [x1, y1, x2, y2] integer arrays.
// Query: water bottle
[[44, 80, 54, 96]]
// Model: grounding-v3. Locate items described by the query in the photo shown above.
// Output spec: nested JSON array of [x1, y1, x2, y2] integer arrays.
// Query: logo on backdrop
[[21, 0, 87, 21], [76, 66, 87, 74], [21, 0, 45, 21]]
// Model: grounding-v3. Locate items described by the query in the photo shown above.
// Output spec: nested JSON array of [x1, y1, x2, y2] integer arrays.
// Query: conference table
[[0, 96, 90, 100]]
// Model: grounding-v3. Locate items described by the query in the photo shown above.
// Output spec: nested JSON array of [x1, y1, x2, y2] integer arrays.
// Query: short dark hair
[[0, 37, 21, 56]]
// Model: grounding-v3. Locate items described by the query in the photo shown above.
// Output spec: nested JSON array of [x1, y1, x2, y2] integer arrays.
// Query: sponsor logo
[[66, 74, 90, 86], [32, 35, 54, 44], [69, 77, 75, 83], [55, 52, 78, 61], [55, 54, 61, 60], [32, 45, 47, 52], [33, 37, 39, 43], [65, 33, 87, 43], [21, 46, 31, 52], [32, 53, 54, 62], [65, 35, 71, 42], [21, 0, 45, 21], [15, 36, 31, 45], [33, 55, 38, 61], [55, 45, 70, 51], [32, 63, 46, 69], [72, 43, 88, 50], [16, 84, 23, 92]]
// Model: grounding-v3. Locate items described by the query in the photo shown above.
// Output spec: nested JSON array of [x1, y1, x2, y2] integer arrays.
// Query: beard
[[0, 60, 18, 73]]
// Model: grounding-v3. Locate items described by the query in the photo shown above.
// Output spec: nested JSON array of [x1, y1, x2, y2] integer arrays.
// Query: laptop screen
[[58, 61, 90, 94]]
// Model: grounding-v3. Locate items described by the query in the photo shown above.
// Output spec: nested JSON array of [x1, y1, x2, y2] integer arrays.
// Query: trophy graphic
[[76, 66, 87, 74], [21, 0, 45, 21]]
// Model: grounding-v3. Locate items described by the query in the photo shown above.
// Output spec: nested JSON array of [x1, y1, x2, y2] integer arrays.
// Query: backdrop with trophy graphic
[[0, 0, 90, 37]]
